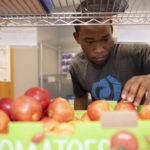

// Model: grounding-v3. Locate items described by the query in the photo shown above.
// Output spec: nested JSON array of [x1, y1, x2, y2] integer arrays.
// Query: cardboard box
[[0, 102, 150, 150]]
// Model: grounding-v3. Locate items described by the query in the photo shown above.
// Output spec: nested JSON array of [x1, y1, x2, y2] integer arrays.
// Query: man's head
[[74, 18, 113, 65], [74, 0, 128, 33], [73, 0, 128, 65], [73, 0, 129, 64], [73, 25, 113, 65]]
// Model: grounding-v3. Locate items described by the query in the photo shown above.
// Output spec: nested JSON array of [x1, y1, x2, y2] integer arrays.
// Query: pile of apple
[[87, 100, 150, 121], [0, 87, 51, 133], [0, 87, 150, 139]]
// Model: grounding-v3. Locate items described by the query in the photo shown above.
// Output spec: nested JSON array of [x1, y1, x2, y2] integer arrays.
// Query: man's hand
[[121, 75, 150, 106]]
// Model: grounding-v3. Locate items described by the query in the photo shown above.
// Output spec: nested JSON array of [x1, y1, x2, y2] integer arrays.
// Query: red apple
[[110, 130, 139, 150], [73, 116, 79, 121], [140, 105, 150, 120], [81, 112, 91, 122], [146, 135, 150, 144], [41, 117, 59, 134], [114, 101, 137, 111], [24, 87, 51, 111], [0, 110, 10, 133], [48, 97, 75, 122], [87, 100, 112, 121], [32, 133, 45, 143], [41, 108, 49, 119], [10, 96, 42, 121], [52, 122, 76, 136], [0, 98, 13, 120]]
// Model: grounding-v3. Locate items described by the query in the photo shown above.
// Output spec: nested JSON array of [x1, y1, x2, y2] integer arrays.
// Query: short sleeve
[[69, 66, 87, 98], [134, 44, 150, 74]]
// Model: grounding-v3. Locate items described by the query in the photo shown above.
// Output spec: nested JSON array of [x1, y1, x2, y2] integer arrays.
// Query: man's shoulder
[[118, 43, 149, 50], [115, 42, 150, 54], [113, 42, 150, 60]]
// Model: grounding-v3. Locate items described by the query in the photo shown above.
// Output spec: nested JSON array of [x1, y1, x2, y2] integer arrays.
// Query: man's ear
[[73, 32, 80, 44]]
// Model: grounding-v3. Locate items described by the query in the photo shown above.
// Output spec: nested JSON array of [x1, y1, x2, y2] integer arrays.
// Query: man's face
[[73, 25, 113, 65]]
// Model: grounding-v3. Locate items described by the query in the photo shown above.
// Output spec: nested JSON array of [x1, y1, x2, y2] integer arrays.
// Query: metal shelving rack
[[0, 0, 150, 27]]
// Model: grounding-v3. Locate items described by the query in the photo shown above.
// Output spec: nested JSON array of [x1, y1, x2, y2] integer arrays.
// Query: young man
[[70, 24, 150, 110], [69, 1, 150, 110]]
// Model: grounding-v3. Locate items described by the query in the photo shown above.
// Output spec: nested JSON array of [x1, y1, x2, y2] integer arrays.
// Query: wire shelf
[[0, 0, 150, 26]]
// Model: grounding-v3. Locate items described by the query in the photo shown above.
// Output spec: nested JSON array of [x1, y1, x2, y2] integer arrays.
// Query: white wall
[[42, 44, 58, 75], [13, 46, 39, 97], [58, 26, 79, 50], [13, 27, 59, 98], [38, 27, 58, 46], [38, 27, 59, 75]]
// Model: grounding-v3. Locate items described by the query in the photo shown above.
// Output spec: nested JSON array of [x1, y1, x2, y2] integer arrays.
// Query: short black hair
[[74, 0, 129, 34], [74, 21, 113, 35], [75, 0, 129, 13]]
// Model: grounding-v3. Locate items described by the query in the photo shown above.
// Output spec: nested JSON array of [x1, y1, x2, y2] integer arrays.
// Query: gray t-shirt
[[69, 43, 150, 102]]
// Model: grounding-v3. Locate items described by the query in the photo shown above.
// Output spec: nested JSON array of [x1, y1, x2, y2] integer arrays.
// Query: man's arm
[[121, 44, 150, 105], [74, 93, 88, 110], [121, 75, 150, 106]]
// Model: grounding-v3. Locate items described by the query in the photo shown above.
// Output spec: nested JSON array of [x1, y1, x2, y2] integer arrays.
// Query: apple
[[32, 133, 45, 143], [10, 96, 42, 121], [140, 105, 150, 120], [87, 100, 112, 121], [48, 97, 75, 122], [81, 112, 91, 122], [114, 101, 137, 111], [24, 87, 51, 111], [0, 110, 10, 133], [73, 116, 79, 121], [41, 108, 49, 119], [40, 117, 59, 134], [146, 135, 150, 144], [110, 130, 139, 150], [52, 122, 76, 136], [0, 98, 13, 120]]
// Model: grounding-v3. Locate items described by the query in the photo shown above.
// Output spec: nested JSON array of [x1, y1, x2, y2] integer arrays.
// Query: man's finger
[[126, 79, 142, 102], [121, 76, 140, 101], [121, 78, 134, 99], [144, 90, 150, 105], [134, 83, 148, 106]]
